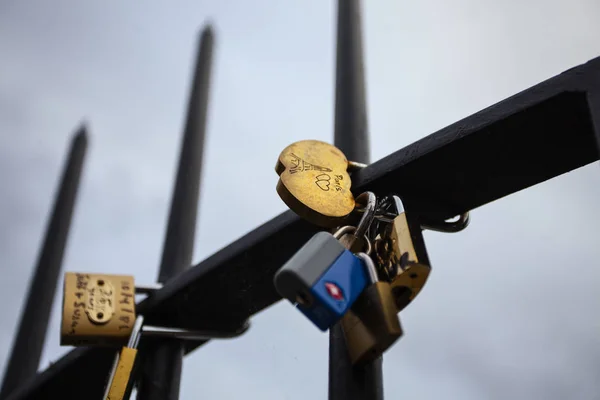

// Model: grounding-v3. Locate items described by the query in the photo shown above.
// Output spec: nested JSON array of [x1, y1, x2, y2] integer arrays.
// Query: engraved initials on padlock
[[61, 273, 136, 346]]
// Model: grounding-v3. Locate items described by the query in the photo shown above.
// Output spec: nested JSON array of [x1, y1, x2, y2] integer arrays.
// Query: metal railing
[[1, 1, 599, 399]]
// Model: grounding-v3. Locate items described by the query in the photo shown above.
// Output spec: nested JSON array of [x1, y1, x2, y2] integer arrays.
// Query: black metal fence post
[[4, 7, 600, 400], [136, 24, 214, 400], [586, 61, 600, 153], [329, 1, 384, 399], [0, 126, 88, 399]]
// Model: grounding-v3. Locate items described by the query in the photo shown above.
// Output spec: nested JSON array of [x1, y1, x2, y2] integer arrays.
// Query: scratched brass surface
[[341, 282, 403, 366], [389, 213, 431, 308], [275, 140, 355, 227], [61, 272, 135, 346], [106, 347, 137, 400]]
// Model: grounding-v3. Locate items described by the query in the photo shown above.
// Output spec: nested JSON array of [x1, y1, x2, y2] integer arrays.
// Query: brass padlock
[[373, 196, 431, 312], [61, 272, 140, 346], [103, 315, 144, 400], [102, 316, 253, 400], [340, 252, 403, 366]]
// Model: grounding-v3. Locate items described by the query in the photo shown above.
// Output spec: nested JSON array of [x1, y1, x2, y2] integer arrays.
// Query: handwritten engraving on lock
[[68, 273, 90, 335], [275, 140, 355, 227], [86, 278, 115, 324], [61, 272, 136, 346], [117, 279, 135, 331], [288, 153, 332, 174]]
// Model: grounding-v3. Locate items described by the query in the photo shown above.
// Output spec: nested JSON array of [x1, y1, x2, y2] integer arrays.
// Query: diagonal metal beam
[[585, 58, 600, 149], [0, 126, 88, 400], [6, 54, 600, 400]]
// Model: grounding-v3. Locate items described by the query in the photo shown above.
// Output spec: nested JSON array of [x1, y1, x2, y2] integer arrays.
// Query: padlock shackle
[[332, 226, 372, 255], [347, 160, 367, 172], [135, 283, 163, 295], [102, 315, 144, 400], [141, 319, 251, 341], [101, 317, 250, 400], [420, 212, 470, 233], [353, 191, 376, 239], [103, 356, 119, 400], [356, 253, 378, 284], [356, 194, 470, 233], [128, 315, 145, 348], [391, 195, 404, 215]]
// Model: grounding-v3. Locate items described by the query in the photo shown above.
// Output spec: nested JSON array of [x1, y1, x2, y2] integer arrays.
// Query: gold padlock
[[373, 196, 431, 312], [102, 316, 253, 400], [61, 272, 138, 346], [340, 252, 403, 366], [338, 195, 427, 365], [103, 315, 144, 400], [388, 206, 431, 309]]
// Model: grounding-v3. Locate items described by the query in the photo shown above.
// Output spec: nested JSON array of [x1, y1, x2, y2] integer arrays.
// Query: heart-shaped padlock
[[275, 140, 355, 227]]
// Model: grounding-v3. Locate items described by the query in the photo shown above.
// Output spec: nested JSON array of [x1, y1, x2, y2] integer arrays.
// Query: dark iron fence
[[1, 1, 599, 399]]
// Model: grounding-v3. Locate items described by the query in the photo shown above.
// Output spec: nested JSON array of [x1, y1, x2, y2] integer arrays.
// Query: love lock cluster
[[274, 139, 469, 365]]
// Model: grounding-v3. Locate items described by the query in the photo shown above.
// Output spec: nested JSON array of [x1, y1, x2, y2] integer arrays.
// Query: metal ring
[[355, 200, 470, 233], [347, 161, 368, 171], [332, 226, 372, 255], [353, 192, 377, 239], [135, 283, 163, 295], [128, 315, 145, 348], [142, 319, 251, 341], [332, 225, 355, 239], [354, 206, 396, 223]]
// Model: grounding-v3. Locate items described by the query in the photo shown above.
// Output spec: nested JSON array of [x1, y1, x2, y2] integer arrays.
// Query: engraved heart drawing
[[315, 174, 331, 191], [275, 140, 355, 227]]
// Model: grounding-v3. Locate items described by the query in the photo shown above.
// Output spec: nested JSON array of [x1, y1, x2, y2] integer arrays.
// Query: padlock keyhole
[[296, 291, 312, 307], [392, 287, 412, 311], [97, 312, 104, 319]]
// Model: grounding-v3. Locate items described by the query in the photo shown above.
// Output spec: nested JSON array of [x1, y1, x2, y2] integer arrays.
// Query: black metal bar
[[136, 25, 214, 400], [333, 0, 370, 161], [6, 54, 600, 400], [0, 126, 88, 399], [329, 0, 383, 399], [585, 58, 600, 151]]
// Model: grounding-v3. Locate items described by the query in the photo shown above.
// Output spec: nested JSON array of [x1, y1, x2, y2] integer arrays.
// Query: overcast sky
[[1, 0, 600, 399]]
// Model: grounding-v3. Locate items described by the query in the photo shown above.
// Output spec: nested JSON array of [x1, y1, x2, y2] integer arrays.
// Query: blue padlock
[[273, 231, 369, 331]]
